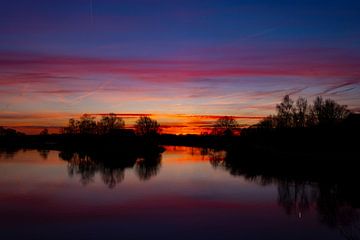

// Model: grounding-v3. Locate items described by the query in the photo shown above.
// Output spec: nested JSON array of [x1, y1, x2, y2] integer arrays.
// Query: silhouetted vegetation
[[134, 116, 160, 136], [239, 95, 359, 157], [1, 96, 358, 163], [253, 95, 350, 129], [0, 126, 24, 137], [97, 113, 125, 135], [63, 113, 127, 135], [62, 114, 162, 138], [212, 116, 239, 136], [0, 93, 358, 240]]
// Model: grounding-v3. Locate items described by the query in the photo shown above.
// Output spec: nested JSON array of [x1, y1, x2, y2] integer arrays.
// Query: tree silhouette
[[254, 95, 351, 129], [78, 114, 97, 134], [311, 96, 350, 127], [97, 113, 125, 135], [256, 115, 276, 129], [63, 113, 127, 135], [276, 95, 294, 128], [64, 118, 80, 134], [134, 116, 160, 136], [292, 97, 309, 128], [40, 128, 49, 135], [0, 126, 24, 136], [212, 116, 239, 136]]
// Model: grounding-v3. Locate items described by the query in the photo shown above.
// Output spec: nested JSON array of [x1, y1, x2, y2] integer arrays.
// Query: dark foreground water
[[0, 146, 358, 240]]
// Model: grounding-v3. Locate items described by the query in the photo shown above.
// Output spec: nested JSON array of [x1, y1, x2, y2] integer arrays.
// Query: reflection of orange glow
[[163, 146, 226, 163], [164, 146, 204, 153]]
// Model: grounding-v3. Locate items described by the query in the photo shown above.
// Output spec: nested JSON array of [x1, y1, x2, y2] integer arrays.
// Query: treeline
[[63, 95, 352, 138], [232, 95, 359, 155], [62, 114, 160, 136], [0, 126, 24, 136], [1, 95, 358, 140], [255, 95, 351, 129], [194, 95, 357, 137]]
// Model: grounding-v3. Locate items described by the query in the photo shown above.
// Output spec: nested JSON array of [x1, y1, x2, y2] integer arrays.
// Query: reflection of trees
[[59, 148, 163, 188], [0, 148, 20, 159], [101, 167, 125, 189], [213, 152, 360, 240], [207, 149, 226, 168], [277, 181, 360, 240], [135, 151, 162, 181], [277, 181, 317, 216], [316, 184, 360, 240], [200, 148, 209, 157], [60, 151, 136, 188], [65, 153, 98, 186], [1, 148, 50, 160], [37, 149, 50, 160]]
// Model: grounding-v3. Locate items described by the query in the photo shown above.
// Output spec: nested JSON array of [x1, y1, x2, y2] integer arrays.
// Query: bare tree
[[63, 118, 80, 134], [135, 116, 160, 136], [97, 113, 125, 134], [311, 96, 350, 127], [276, 95, 294, 128], [212, 116, 239, 136], [251, 95, 350, 130], [78, 114, 97, 134], [293, 97, 309, 128]]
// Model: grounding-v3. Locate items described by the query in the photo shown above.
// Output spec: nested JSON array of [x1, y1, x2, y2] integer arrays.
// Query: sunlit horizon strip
[[1, 113, 265, 135]]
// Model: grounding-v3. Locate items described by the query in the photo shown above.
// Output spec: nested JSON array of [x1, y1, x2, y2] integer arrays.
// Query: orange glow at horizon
[[3, 113, 264, 135]]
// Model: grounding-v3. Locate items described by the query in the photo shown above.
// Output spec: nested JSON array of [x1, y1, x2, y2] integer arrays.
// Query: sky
[[0, 0, 359, 134]]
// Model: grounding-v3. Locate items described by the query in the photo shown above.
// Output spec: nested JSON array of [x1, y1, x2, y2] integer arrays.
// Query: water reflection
[[37, 149, 50, 160], [210, 150, 360, 240], [316, 183, 360, 240], [277, 181, 317, 216], [135, 153, 162, 181], [59, 148, 162, 188], [0, 148, 18, 159], [278, 182, 360, 240], [0, 147, 359, 240]]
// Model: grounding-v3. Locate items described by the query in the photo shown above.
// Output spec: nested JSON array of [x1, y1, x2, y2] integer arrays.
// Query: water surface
[[0, 146, 358, 240]]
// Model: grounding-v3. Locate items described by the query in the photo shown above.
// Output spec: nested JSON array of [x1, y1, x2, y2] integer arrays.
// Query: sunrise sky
[[0, 0, 359, 134]]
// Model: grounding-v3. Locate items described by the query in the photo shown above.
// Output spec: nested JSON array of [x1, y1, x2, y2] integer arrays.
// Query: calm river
[[0, 146, 358, 240]]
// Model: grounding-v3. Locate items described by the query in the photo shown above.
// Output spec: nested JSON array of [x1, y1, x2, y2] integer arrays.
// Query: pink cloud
[[1, 48, 359, 87]]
